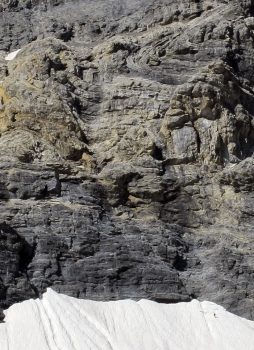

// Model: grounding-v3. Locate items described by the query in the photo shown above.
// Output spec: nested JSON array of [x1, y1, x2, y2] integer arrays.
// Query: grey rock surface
[[0, 0, 254, 320]]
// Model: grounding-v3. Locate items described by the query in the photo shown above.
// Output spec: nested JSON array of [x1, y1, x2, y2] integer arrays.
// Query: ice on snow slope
[[0, 289, 254, 350]]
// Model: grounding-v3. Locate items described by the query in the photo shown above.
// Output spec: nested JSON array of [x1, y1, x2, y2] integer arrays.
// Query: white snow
[[0, 288, 254, 350], [4, 49, 21, 61]]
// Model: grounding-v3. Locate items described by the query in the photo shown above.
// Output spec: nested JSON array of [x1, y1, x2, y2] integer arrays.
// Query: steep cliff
[[0, 0, 254, 320]]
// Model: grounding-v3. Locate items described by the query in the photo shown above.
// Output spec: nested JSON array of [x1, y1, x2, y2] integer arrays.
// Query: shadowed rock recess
[[0, 0, 254, 321]]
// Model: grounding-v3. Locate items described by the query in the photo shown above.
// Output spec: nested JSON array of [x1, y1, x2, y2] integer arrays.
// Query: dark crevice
[[46, 58, 67, 76], [36, 185, 48, 199], [54, 170, 62, 197], [116, 266, 130, 280], [19, 239, 36, 273], [31, 285, 40, 298], [0, 309, 5, 323], [153, 295, 191, 304], [216, 135, 229, 165], [72, 97, 82, 116], [226, 51, 240, 73], [59, 25, 74, 42], [196, 130, 201, 154], [173, 253, 187, 271], [112, 172, 140, 206], [56, 254, 62, 277], [190, 293, 197, 299], [151, 144, 164, 160]]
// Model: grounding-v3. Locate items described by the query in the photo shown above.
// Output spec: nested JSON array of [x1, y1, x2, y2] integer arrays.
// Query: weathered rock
[[0, 0, 254, 321]]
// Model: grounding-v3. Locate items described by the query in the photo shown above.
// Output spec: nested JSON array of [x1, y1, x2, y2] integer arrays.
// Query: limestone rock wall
[[0, 0, 254, 320]]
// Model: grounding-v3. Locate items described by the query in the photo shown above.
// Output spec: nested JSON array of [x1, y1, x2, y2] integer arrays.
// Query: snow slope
[[5, 49, 21, 61], [0, 289, 254, 350]]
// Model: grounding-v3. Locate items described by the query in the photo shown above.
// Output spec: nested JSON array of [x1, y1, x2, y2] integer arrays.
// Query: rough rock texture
[[0, 0, 254, 320]]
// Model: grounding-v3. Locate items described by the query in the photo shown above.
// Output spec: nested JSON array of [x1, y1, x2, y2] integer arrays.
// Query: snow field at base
[[0, 288, 254, 350]]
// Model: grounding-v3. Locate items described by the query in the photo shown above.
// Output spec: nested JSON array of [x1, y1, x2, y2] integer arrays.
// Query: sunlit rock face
[[1, 289, 254, 350], [0, 0, 254, 321]]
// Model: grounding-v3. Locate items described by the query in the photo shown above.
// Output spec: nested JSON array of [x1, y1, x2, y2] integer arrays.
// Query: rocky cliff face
[[0, 0, 254, 320]]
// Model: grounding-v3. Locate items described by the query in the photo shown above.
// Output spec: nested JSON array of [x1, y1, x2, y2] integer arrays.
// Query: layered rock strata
[[0, 0, 254, 320]]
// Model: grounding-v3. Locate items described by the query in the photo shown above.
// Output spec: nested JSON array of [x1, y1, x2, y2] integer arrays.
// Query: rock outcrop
[[0, 0, 254, 320]]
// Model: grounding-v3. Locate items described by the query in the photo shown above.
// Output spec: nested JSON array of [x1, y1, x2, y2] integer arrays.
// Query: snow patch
[[5, 49, 21, 61], [0, 288, 254, 350]]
